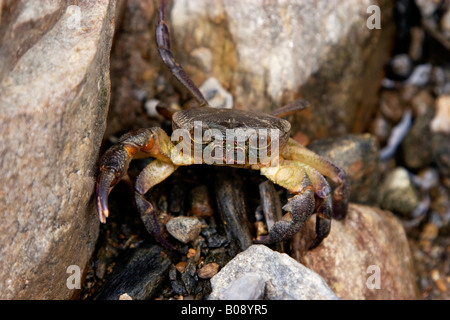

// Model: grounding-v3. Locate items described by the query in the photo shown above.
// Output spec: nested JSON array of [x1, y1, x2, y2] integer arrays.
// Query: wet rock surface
[[0, 0, 116, 299]]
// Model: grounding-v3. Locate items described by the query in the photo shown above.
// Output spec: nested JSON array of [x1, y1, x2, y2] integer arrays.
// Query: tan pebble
[[119, 293, 133, 300], [187, 248, 197, 259], [175, 261, 187, 273], [197, 263, 220, 279]]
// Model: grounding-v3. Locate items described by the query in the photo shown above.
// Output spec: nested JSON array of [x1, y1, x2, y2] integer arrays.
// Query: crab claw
[[96, 169, 117, 223]]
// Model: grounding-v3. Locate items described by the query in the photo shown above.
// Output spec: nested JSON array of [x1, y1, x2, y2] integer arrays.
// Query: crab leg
[[135, 159, 177, 250], [283, 138, 349, 220], [156, 0, 209, 108], [257, 161, 316, 244], [96, 127, 174, 223]]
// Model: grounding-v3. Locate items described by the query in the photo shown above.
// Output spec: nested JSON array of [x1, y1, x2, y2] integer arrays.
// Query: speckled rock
[[293, 203, 420, 300], [166, 216, 202, 244], [0, 0, 116, 299], [209, 245, 339, 300]]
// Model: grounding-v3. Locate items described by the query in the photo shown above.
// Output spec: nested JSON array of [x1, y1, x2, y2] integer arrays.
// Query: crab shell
[[172, 108, 291, 166]]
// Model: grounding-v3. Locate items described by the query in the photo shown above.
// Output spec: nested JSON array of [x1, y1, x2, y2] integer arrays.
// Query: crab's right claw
[[96, 169, 118, 223], [95, 144, 133, 223]]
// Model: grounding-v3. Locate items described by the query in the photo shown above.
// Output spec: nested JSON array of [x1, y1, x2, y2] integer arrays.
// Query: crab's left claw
[[96, 169, 118, 223]]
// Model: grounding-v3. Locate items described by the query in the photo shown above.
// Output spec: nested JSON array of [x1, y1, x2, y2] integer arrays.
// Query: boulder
[[292, 203, 420, 300], [107, 0, 394, 139], [0, 0, 116, 299]]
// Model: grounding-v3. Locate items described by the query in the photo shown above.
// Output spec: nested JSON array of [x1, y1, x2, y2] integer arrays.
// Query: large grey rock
[[107, 0, 394, 139], [169, 0, 394, 137], [0, 0, 116, 299], [209, 245, 339, 300]]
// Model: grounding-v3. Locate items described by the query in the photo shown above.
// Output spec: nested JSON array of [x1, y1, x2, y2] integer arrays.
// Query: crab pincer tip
[[96, 170, 116, 224]]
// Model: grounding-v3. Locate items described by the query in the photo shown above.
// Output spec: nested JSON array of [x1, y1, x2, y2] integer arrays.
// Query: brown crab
[[96, 0, 348, 250]]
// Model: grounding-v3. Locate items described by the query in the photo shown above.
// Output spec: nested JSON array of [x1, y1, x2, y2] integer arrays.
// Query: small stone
[[419, 223, 439, 247], [198, 263, 220, 279], [166, 216, 202, 244], [209, 245, 339, 300], [175, 261, 187, 274], [401, 94, 435, 169], [187, 248, 197, 259], [390, 54, 413, 79], [377, 167, 420, 217], [430, 95, 450, 134], [199, 77, 233, 109], [144, 99, 161, 118], [441, 9, 450, 36], [119, 293, 133, 300]]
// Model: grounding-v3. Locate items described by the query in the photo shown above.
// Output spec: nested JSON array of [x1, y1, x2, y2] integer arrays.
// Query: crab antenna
[[156, 0, 210, 108], [269, 99, 310, 118]]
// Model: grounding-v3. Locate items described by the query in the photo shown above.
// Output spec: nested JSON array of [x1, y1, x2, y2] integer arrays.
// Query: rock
[[199, 77, 234, 109], [430, 95, 450, 134], [389, 54, 413, 79], [401, 91, 435, 169], [94, 245, 171, 300], [166, 216, 202, 244], [0, 0, 116, 299], [377, 167, 420, 217], [168, 0, 394, 137], [105, 0, 158, 136], [211, 272, 266, 300], [107, 0, 394, 139], [308, 134, 380, 205], [432, 133, 450, 186], [197, 263, 220, 279], [292, 203, 420, 300], [209, 245, 339, 300]]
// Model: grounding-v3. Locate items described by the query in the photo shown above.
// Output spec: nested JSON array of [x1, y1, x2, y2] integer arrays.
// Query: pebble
[[166, 216, 202, 244], [199, 77, 233, 109], [209, 245, 339, 300], [390, 54, 413, 79], [377, 167, 420, 217], [430, 95, 450, 134], [197, 263, 220, 279]]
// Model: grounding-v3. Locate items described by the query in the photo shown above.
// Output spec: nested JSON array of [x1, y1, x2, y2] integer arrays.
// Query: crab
[[96, 0, 349, 250]]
